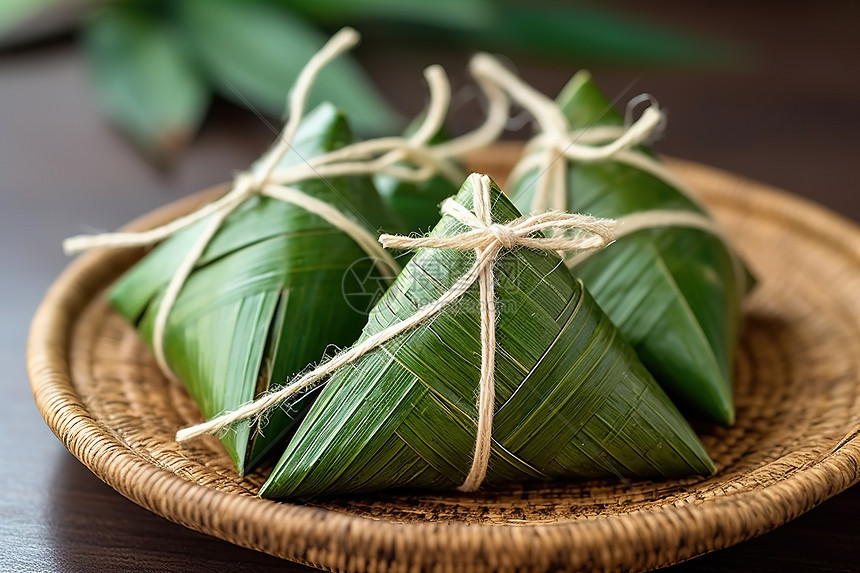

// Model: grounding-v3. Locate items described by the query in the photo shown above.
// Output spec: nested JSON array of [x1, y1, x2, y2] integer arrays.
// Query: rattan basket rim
[[27, 151, 860, 572]]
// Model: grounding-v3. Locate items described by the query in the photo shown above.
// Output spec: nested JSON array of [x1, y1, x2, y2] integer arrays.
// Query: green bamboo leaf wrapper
[[510, 72, 751, 424], [260, 175, 715, 498], [110, 103, 395, 474]]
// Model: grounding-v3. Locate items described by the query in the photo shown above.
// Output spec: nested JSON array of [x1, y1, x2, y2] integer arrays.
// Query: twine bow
[[473, 56, 747, 292], [177, 173, 615, 492], [471, 57, 670, 215]]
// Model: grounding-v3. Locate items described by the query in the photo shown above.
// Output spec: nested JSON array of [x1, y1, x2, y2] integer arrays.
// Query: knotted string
[[63, 28, 511, 379], [472, 57, 689, 214], [473, 55, 747, 291], [176, 173, 615, 492]]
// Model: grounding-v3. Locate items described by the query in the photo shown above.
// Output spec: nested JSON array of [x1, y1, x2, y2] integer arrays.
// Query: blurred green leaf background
[[0, 0, 735, 163]]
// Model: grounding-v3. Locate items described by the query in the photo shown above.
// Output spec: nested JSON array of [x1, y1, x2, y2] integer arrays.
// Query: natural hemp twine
[[478, 57, 747, 287], [177, 173, 615, 492], [62, 27, 513, 380]]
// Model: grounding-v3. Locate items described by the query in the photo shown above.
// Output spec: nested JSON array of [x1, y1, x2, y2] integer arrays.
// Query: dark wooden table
[[2, 2, 858, 571]]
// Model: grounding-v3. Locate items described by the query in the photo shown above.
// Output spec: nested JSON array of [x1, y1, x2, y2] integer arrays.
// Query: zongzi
[[259, 174, 715, 498], [110, 103, 398, 474], [506, 69, 751, 425]]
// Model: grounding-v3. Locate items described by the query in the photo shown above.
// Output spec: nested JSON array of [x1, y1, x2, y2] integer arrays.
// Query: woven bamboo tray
[[29, 147, 860, 572]]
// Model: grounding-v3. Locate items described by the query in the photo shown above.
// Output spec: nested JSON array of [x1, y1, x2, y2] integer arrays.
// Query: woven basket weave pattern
[[29, 149, 860, 571]]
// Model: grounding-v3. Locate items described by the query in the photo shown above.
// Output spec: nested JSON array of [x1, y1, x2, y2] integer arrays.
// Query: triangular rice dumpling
[[111, 103, 397, 474], [259, 175, 715, 498], [509, 72, 751, 425]]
